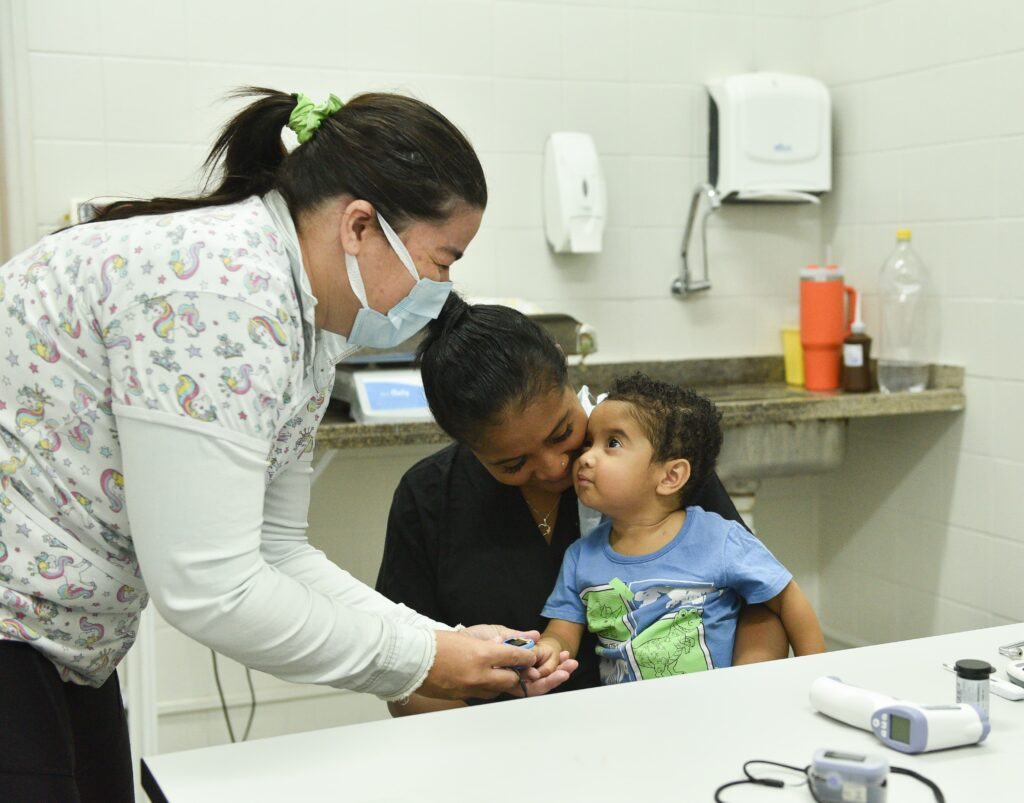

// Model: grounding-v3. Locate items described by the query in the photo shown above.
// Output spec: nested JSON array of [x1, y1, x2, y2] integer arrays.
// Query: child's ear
[[656, 458, 691, 497]]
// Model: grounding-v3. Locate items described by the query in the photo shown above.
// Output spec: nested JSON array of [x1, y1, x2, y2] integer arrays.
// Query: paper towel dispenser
[[708, 72, 831, 203], [543, 132, 606, 253]]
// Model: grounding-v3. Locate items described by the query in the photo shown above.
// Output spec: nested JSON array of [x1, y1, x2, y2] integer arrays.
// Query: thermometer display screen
[[889, 714, 911, 744]]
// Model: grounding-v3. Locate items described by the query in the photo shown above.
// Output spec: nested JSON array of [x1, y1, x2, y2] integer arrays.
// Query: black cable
[[714, 761, 802, 803], [892, 766, 945, 803], [743, 759, 809, 781], [713, 777, 784, 803], [211, 649, 258, 743], [241, 664, 256, 740], [714, 757, 944, 803]]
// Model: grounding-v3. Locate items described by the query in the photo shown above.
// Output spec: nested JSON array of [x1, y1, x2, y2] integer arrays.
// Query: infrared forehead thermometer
[[810, 676, 989, 754], [871, 702, 989, 754]]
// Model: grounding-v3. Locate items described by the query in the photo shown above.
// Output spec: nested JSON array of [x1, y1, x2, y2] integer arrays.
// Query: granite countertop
[[315, 357, 965, 451]]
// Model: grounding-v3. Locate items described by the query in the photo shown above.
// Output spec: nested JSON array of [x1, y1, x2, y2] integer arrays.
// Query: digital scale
[[332, 368, 433, 424], [328, 307, 596, 426]]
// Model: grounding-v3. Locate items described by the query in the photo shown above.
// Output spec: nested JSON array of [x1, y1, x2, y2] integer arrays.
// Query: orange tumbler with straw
[[800, 264, 857, 391]]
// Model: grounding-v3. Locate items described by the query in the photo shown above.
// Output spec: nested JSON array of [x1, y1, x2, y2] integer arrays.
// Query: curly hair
[[606, 372, 723, 507]]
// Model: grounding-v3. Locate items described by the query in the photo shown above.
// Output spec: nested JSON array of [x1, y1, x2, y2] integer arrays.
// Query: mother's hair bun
[[416, 292, 469, 362]]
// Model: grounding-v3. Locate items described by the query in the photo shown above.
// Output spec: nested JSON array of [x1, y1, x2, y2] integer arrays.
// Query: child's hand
[[516, 640, 578, 698], [529, 637, 568, 678], [517, 620, 583, 696]]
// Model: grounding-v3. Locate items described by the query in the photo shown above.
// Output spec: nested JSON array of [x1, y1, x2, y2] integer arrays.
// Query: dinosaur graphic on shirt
[[632, 609, 710, 679], [581, 580, 633, 644]]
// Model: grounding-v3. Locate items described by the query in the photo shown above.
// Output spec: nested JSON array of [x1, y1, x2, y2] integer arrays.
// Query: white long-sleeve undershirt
[[120, 414, 445, 700]]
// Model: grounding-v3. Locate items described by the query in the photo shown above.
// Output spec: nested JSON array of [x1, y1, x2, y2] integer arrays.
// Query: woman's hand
[[418, 630, 539, 701], [461, 624, 578, 696], [416, 626, 579, 701], [460, 624, 541, 644]]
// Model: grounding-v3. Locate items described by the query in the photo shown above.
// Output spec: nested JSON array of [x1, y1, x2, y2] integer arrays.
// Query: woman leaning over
[[0, 89, 563, 800]]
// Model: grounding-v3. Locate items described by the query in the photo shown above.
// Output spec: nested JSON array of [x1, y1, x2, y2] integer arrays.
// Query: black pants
[[0, 639, 134, 802]]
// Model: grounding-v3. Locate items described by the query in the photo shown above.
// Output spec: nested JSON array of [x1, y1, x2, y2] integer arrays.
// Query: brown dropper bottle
[[842, 292, 872, 393]]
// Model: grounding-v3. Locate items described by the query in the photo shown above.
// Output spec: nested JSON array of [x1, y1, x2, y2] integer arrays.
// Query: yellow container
[[781, 326, 805, 386]]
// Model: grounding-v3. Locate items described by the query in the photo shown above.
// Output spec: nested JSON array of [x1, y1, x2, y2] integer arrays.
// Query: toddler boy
[[536, 373, 825, 684]]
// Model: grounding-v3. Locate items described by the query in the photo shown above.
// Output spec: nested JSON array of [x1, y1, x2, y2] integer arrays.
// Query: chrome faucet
[[671, 182, 722, 298]]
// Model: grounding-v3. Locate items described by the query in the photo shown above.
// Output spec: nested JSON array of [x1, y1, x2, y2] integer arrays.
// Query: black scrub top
[[375, 442, 746, 698]]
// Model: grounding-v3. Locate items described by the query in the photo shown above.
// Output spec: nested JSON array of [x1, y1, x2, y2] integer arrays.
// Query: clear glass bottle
[[877, 229, 936, 393]]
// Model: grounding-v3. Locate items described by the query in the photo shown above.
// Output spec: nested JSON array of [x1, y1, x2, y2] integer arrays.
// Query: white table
[[142, 624, 1023, 802]]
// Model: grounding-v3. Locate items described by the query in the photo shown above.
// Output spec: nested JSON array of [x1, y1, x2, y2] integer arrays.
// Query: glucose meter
[[942, 662, 1024, 701], [1007, 660, 1024, 688]]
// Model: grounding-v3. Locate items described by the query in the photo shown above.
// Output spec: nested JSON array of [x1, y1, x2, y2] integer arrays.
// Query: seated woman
[[375, 296, 789, 716]]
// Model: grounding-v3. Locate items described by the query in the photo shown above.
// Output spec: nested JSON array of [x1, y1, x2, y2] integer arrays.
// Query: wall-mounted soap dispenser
[[543, 132, 606, 253], [708, 72, 831, 203]]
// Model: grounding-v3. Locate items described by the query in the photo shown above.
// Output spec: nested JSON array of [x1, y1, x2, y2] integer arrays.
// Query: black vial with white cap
[[954, 659, 995, 714]]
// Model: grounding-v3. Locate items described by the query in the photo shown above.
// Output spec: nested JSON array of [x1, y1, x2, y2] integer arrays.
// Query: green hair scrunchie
[[289, 92, 344, 144]]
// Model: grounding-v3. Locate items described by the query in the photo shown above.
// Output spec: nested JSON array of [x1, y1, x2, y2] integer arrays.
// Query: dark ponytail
[[92, 87, 487, 228], [417, 294, 569, 448]]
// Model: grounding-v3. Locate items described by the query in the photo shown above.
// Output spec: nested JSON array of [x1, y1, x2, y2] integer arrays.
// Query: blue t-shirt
[[542, 506, 792, 685]]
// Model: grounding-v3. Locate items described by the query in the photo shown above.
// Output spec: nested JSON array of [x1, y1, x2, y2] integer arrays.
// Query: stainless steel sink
[[716, 420, 847, 484]]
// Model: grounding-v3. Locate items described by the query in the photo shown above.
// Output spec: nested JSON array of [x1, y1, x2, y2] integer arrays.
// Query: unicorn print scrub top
[[0, 192, 442, 698]]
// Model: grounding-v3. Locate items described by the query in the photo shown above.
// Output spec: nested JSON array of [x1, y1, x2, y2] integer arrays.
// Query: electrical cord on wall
[[210, 649, 257, 742]]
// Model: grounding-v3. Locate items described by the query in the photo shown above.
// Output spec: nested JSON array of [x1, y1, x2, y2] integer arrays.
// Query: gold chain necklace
[[525, 496, 560, 539]]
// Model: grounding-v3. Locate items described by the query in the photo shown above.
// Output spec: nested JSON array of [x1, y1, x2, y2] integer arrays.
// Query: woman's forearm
[[733, 603, 790, 664], [387, 694, 467, 717], [124, 419, 434, 697]]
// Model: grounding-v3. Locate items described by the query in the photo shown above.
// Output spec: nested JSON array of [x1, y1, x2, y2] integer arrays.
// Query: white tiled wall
[[6, 0, 822, 364], [816, 0, 1024, 645], [5, 0, 1019, 760], [0, 0, 824, 755]]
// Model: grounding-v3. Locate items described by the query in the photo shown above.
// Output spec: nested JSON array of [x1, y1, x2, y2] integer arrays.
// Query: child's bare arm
[[732, 603, 789, 664], [536, 619, 585, 675], [762, 580, 826, 656]]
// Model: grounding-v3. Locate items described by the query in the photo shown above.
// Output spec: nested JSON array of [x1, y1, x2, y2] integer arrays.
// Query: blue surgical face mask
[[344, 213, 453, 349]]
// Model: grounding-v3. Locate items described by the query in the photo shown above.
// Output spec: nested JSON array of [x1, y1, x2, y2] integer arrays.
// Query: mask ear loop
[[375, 213, 419, 280], [344, 252, 370, 309], [343, 211, 417, 311]]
